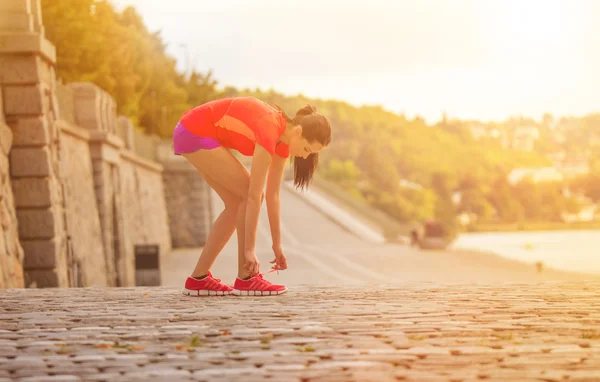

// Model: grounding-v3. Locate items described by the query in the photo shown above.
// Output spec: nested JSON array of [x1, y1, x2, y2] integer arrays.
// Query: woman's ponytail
[[274, 104, 331, 191], [293, 153, 319, 191]]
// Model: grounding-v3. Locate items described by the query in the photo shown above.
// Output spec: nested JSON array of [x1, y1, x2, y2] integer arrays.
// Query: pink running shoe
[[182, 272, 233, 296], [232, 274, 288, 296]]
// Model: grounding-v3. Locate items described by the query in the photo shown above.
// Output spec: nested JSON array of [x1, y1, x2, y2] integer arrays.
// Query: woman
[[173, 96, 332, 296]]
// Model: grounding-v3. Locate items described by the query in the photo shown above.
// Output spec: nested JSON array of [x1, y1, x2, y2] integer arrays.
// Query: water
[[452, 230, 600, 275]]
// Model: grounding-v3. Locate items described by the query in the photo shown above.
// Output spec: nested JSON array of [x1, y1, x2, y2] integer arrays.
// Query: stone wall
[[0, 0, 208, 288], [121, 153, 172, 284], [58, 121, 106, 287], [0, 89, 25, 288], [67, 82, 172, 287], [0, 0, 70, 288], [157, 143, 213, 248]]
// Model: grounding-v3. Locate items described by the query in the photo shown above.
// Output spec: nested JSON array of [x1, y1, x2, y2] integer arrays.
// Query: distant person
[[173, 96, 332, 296], [410, 229, 419, 247]]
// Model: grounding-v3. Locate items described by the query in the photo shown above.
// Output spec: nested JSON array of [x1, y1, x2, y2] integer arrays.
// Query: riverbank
[[453, 229, 600, 276], [312, 176, 600, 236], [465, 220, 600, 233]]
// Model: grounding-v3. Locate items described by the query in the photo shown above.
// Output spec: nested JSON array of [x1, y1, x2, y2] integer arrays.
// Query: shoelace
[[208, 276, 230, 291], [206, 274, 224, 285], [253, 274, 272, 286], [205, 272, 224, 284]]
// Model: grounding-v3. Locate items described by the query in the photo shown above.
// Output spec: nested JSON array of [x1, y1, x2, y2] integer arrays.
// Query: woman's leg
[[182, 148, 251, 277], [235, 195, 250, 278], [187, 167, 240, 277]]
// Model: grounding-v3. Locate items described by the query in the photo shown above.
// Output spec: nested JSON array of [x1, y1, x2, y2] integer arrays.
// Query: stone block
[[0, 196, 10, 230], [0, 123, 12, 154], [0, 0, 32, 12], [135, 269, 161, 287], [16, 207, 59, 239], [0, 55, 31, 84], [90, 140, 121, 163], [71, 82, 102, 130], [104, 96, 117, 134], [71, 82, 117, 132], [25, 268, 66, 288], [155, 140, 175, 164], [3, 84, 48, 115], [12, 177, 52, 207], [30, 0, 44, 34], [0, 56, 52, 85], [0, 88, 4, 123], [0, 151, 8, 176], [0, 247, 25, 288], [46, 110, 58, 142], [21, 238, 59, 268], [118, 116, 134, 149], [0, 12, 33, 32], [9, 147, 51, 177], [0, 33, 56, 63], [10, 116, 49, 146]]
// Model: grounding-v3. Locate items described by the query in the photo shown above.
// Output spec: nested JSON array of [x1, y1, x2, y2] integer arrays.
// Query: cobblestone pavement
[[1, 282, 600, 382]]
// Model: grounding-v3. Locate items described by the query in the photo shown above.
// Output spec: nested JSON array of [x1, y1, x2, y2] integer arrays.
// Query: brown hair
[[275, 104, 332, 190]]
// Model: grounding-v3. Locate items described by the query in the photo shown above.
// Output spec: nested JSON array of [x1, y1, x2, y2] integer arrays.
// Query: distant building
[[555, 158, 590, 179], [457, 212, 478, 226], [467, 124, 509, 148], [489, 128, 502, 139], [562, 202, 598, 223], [399, 179, 423, 190], [512, 126, 540, 152], [451, 191, 462, 206], [508, 167, 564, 185], [468, 124, 488, 140], [552, 131, 566, 144], [548, 152, 567, 162]]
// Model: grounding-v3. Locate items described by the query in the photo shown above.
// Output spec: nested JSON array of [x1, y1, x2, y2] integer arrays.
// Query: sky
[[111, 0, 600, 123]]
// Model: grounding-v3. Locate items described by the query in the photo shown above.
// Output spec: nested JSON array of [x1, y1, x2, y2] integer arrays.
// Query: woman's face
[[289, 126, 325, 158]]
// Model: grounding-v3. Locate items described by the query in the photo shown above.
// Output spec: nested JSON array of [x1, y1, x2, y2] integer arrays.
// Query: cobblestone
[[0, 283, 599, 381]]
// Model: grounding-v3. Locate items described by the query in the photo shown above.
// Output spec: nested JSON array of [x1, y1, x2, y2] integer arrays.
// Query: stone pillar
[[157, 141, 213, 248], [118, 116, 135, 150], [71, 82, 124, 287], [71, 82, 117, 134], [0, 89, 26, 288], [0, 0, 70, 287]]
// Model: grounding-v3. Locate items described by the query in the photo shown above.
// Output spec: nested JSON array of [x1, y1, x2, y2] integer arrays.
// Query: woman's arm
[[265, 155, 287, 248], [244, 144, 272, 255]]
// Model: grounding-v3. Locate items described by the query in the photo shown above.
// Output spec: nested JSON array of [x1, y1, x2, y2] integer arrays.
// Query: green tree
[[43, 0, 599, 230], [41, 0, 217, 137], [323, 159, 361, 186], [487, 176, 524, 222], [571, 172, 600, 202], [430, 172, 458, 235], [358, 142, 400, 194]]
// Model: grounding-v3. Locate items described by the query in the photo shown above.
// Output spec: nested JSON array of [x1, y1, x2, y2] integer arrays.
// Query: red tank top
[[179, 96, 290, 158]]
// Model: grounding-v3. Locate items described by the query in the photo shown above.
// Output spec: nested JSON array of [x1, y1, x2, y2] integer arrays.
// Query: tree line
[[42, 0, 600, 234]]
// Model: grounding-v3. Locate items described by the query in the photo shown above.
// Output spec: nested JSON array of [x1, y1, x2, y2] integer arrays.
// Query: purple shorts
[[173, 121, 221, 155]]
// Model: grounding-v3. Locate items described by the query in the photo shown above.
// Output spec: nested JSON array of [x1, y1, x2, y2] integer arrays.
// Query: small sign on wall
[[134, 244, 161, 286]]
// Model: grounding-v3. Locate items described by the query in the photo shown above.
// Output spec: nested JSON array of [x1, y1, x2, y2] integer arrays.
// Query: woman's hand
[[244, 249, 260, 276], [270, 244, 288, 272]]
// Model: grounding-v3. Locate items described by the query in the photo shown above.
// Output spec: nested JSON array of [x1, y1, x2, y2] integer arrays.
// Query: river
[[452, 230, 600, 275]]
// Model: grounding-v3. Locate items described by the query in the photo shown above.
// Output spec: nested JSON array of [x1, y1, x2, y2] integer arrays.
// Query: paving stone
[[20, 377, 81, 382], [83, 373, 122, 381], [0, 283, 599, 381], [12, 369, 52, 378]]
